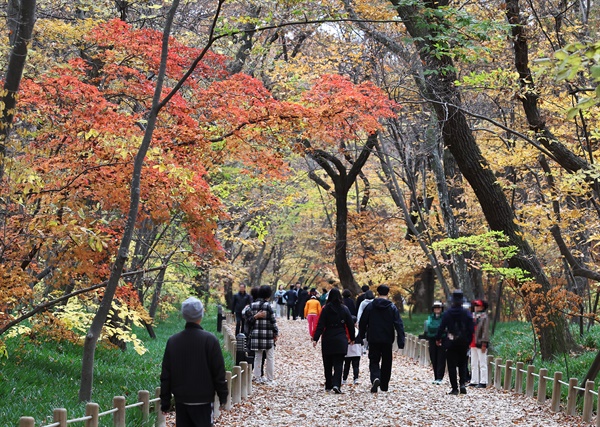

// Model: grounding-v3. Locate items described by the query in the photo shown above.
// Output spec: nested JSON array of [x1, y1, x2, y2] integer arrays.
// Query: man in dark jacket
[[355, 285, 370, 309], [161, 297, 228, 427], [231, 284, 252, 336], [284, 284, 298, 320], [435, 289, 475, 395], [359, 284, 405, 393]]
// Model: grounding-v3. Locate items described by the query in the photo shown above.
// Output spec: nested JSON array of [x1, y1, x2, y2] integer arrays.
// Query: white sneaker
[[342, 380, 347, 385], [353, 379, 359, 385]]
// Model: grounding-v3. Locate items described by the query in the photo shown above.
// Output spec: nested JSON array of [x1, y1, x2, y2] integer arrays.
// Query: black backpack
[[447, 316, 470, 347]]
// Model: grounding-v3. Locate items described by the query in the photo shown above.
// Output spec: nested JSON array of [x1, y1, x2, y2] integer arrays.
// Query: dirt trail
[[212, 318, 588, 427]]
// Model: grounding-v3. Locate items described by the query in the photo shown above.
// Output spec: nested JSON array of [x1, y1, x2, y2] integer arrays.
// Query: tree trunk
[[78, 0, 181, 401], [388, 0, 576, 359]]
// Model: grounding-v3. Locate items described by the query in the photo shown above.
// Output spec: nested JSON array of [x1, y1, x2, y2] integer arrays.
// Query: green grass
[[0, 304, 229, 427]]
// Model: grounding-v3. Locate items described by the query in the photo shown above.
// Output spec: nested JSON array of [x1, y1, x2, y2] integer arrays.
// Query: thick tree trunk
[[388, 0, 576, 359]]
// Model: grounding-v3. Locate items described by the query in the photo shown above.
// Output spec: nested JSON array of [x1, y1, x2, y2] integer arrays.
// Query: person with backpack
[[248, 285, 279, 385], [358, 284, 405, 393], [435, 289, 474, 395], [423, 300, 446, 385]]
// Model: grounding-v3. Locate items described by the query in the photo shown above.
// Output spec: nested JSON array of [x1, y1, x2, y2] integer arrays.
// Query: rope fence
[[401, 333, 600, 426]]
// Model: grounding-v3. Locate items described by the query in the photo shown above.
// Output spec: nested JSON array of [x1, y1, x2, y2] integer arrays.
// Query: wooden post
[[550, 372, 562, 413], [566, 378, 578, 416], [583, 380, 595, 422], [515, 362, 524, 394], [53, 408, 67, 427], [155, 388, 166, 427], [525, 365, 535, 397], [19, 417, 35, 427], [537, 368, 548, 404], [113, 396, 126, 427], [213, 393, 220, 420], [225, 371, 233, 410], [85, 402, 99, 427], [240, 361, 249, 399], [138, 390, 150, 422], [232, 366, 242, 404], [504, 360, 513, 391], [494, 358, 502, 389], [487, 354, 494, 386]]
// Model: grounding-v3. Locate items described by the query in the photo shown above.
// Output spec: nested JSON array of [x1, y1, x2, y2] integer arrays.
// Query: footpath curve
[[217, 318, 588, 427]]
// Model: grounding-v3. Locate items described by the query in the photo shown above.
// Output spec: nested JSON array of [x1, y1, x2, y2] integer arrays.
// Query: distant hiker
[[313, 288, 355, 394], [359, 284, 405, 393], [161, 297, 228, 427], [355, 285, 370, 310], [436, 289, 474, 395], [231, 283, 252, 336], [343, 315, 363, 385], [304, 290, 322, 338], [342, 288, 357, 316], [469, 299, 490, 388], [422, 301, 446, 385], [319, 287, 329, 306], [297, 285, 310, 320], [274, 284, 287, 318], [284, 285, 298, 320]]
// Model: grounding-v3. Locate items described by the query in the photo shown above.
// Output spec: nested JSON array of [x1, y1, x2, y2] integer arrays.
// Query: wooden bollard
[[232, 366, 242, 404], [515, 362, 524, 394], [53, 408, 67, 427], [504, 360, 513, 391], [213, 393, 220, 420], [551, 372, 562, 412], [138, 389, 150, 422], [525, 365, 535, 397], [155, 387, 166, 427], [240, 361, 249, 399], [19, 417, 35, 427], [537, 368, 548, 404], [583, 380, 595, 422], [113, 396, 126, 427], [487, 354, 494, 386], [566, 378, 578, 416], [225, 371, 233, 410], [494, 358, 502, 389], [85, 402, 99, 427]]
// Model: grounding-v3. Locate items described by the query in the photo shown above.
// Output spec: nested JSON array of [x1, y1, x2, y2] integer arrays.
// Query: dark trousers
[[234, 312, 244, 336], [428, 338, 446, 380], [343, 356, 360, 381], [287, 305, 297, 320], [322, 353, 345, 390], [175, 402, 212, 427], [446, 345, 469, 390], [368, 342, 393, 391]]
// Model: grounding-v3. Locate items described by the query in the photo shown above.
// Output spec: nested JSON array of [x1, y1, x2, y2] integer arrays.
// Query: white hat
[[181, 297, 204, 322]]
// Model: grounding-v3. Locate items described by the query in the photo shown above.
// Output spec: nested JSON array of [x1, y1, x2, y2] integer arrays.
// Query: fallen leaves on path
[[172, 318, 592, 427]]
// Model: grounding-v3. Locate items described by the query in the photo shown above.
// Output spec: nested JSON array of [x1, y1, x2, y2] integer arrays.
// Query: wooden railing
[[18, 313, 253, 427], [402, 333, 600, 426]]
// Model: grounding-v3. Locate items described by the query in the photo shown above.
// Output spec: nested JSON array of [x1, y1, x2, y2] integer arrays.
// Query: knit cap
[[181, 297, 204, 321]]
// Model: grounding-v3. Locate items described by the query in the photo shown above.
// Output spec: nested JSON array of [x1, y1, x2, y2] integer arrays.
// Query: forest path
[[212, 318, 587, 427]]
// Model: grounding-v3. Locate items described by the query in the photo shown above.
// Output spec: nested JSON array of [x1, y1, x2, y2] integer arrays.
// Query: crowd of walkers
[[160, 284, 490, 426]]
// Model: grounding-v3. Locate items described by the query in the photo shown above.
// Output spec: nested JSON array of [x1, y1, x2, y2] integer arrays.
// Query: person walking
[[357, 290, 374, 324], [342, 289, 357, 316], [469, 299, 490, 388], [355, 285, 370, 310], [343, 316, 362, 385], [273, 284, 287, 318], [297, 285, 310, 320], [423, 301, 446, 385], [231, 284, 252, 336], [313, 288, 355, 394], [359, 284, 405, 393], [160, 297, 228, 427], [284, 285, 298, 320], [304, 290, 322, 338], [248, 285, 279, 385], [436, 289, 475, 395]]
